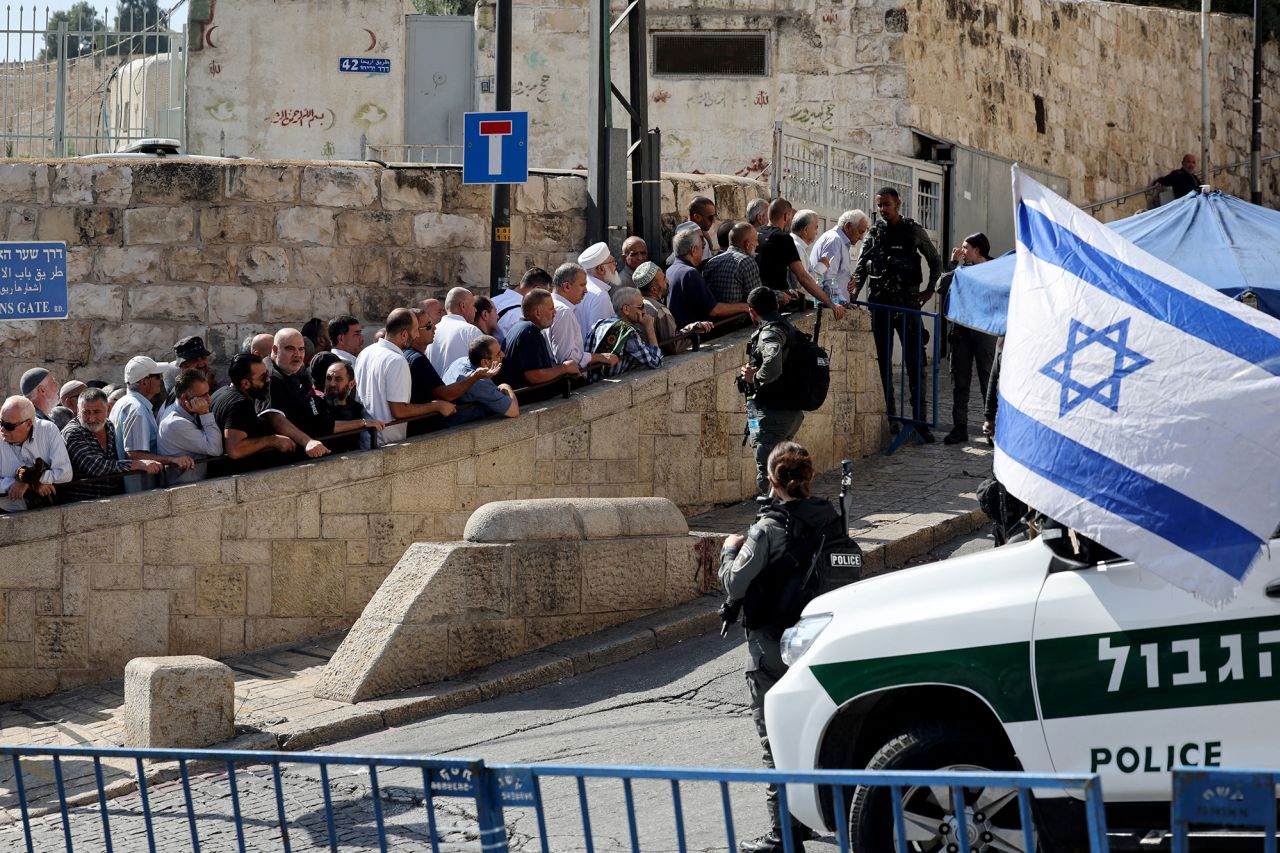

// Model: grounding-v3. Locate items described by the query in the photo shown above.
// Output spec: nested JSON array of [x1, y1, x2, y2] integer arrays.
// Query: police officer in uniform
[[741, 286, 803, 495], [720, 441, 838, 853], [852, 186, 942, 441]]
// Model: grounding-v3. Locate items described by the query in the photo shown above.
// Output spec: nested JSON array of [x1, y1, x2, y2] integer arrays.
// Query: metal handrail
[[1085, 151, 1280, 212]]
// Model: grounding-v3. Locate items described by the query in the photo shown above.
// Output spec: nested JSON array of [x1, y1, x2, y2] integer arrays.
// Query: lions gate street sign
[[0, 241, 68, 321], [463, 111, 528, 185]]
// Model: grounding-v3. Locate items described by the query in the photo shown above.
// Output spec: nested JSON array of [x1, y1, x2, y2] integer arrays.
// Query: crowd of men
[[2, 190, 972, 512]]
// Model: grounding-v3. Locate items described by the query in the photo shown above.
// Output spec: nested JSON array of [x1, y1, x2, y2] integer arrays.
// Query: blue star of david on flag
[[1038, 317, 1152, 417]]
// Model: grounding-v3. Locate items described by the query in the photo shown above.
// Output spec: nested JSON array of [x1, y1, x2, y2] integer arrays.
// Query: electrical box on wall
[[479, 77, 494, 93]]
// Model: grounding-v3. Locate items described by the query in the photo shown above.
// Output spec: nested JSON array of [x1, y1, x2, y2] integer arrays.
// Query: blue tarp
[[947, 191, 1280, 335]]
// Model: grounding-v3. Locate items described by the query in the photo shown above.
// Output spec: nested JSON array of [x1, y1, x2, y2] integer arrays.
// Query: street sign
[[339, 57, 391, 74], [463, 111, 528, 185], [0, 241, 68, 321]]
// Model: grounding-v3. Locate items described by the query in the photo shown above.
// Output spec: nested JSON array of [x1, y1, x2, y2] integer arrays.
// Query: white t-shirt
[[575, 276, 615, 336], [427, 314, 482, 376], [355, 339, 413, 443], [493, 289, 526, 341]]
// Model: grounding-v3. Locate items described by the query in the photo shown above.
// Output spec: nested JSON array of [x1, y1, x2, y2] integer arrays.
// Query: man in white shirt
[[328, 315, 365, 366], [575, 242, 619, 335], [810, 209, 870, 305], [356, 308, 455, 443], [158, 368, 224, 483], [546, 263, 620, 373], [427, 287, 481, 375], [0, 396, 71, 512], [494, 267, 552, 342]]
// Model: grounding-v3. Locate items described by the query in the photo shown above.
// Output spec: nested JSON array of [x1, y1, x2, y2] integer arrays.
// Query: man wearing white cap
[[110, 355, 195, 492], [575, 241, 619, 335]]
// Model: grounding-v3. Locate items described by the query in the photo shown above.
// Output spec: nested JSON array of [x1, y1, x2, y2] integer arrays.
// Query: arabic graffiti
[[754, 90, 769, 106], [788, 103, 836, 132], [265, 108, 334, 130], [511, 75, 552, 104], [0, 242, 68, 320]]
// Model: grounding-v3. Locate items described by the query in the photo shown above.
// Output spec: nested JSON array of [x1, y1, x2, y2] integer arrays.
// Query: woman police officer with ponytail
[[719, 441, 843, 853]]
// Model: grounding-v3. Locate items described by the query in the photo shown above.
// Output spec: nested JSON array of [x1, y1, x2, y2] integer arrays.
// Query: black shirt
[[266, 359, 334, 440], [211, 385, 271, 437], [500, 320, 555, 389], [404, 348, 446, 436], [325, 397, 367, 452], [211, 384, 289, 473], [1155, 168, 1198, 199], [755, 225, 800, 291]]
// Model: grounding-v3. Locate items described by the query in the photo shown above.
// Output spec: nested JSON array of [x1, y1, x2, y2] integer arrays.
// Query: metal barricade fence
[[853, 300, 941, 455], [1171, 768, 1279, 853], [0, 744, 1110, 853]]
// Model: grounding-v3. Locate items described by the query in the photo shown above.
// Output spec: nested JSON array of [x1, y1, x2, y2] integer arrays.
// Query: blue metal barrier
[[855, 300, 941, 455], [1171, 768, 1278, 853], [0, 744, 1109, 853]]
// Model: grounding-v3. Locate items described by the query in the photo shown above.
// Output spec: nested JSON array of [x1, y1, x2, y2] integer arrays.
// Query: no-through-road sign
[[463, 111, 528, 185]]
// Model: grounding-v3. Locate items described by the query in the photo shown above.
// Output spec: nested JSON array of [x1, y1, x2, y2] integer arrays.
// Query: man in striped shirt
[[61, 388, 162, 501]]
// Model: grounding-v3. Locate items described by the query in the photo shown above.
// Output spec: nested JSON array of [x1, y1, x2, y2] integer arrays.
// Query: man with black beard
[[210, 353, 295, 473], [323, 360, 384, 452]]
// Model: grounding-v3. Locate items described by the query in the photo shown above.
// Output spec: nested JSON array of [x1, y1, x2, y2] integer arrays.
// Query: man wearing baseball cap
[[162, 335, 214, 398], [109, 355, 196, 492]]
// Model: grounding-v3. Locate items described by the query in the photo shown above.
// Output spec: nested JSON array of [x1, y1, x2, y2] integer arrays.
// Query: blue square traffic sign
[[463, 111, 528, 185]]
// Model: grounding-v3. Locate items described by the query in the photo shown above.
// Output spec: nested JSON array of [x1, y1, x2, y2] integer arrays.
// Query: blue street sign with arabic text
[[0, 241, 68, 321], [339, 57, 391, 74]]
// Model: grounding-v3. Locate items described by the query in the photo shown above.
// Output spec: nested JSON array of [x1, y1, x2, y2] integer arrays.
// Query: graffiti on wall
[[266, 108, 335, 130]]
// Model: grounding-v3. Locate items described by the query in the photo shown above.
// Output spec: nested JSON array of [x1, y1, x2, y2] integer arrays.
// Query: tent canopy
[[947, 191, 1280, 335]]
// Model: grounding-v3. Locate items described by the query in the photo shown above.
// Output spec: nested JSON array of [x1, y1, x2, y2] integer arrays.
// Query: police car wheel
[[848, 722, 1032, 853]]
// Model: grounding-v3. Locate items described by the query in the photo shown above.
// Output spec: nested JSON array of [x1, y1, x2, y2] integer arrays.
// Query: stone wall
[[181, 0, 1279, 208], [185, 0, 415, 160], [0, 311, 884, 703], [905, 0, 1280, 213], [0, 160, 765, 392]]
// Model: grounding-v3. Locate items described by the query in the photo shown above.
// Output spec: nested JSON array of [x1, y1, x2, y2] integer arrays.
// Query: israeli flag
[[995, 168, 1280, 604]]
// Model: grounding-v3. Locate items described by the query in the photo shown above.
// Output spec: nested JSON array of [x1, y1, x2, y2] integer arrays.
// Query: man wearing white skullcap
[[575, 241, 618, 336]]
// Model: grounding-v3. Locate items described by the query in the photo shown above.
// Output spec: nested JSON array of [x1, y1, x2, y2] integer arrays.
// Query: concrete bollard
[[124, 656, 235, 748]]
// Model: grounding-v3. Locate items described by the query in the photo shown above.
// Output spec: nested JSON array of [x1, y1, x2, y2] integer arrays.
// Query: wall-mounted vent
[[651, 32, 769, 77]]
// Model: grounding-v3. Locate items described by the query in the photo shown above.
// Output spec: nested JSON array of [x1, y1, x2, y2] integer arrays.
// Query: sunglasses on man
[[0, 418, 31, 432]]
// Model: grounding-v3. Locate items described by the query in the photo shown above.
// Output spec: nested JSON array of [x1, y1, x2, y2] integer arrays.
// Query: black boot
[[943, 426, 968, 445], [738, 828, 811, 853], [917, 425, 936, 444]]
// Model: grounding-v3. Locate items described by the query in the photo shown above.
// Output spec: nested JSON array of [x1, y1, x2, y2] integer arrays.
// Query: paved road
[[0, 531, 993, 852]]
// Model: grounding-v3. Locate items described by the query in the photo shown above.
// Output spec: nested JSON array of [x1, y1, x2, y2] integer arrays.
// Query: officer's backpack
[[743, 498, 862, 631], [753, 321, 831, 412]]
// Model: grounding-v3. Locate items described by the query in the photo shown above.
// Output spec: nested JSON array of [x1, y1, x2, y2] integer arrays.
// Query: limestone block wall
[[315, 497, 706, 703], [0, 312, 884, 703], [905, 0, 1280, 213], [0, 160, 765, 392]]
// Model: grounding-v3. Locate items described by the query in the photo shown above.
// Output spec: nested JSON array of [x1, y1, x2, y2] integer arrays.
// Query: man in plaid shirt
[[586, 286, 664, 378], [61, 388, 162, 502]]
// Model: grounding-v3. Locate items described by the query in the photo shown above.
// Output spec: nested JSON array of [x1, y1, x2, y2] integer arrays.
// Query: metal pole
[[1200, 0, 1211, 187], [587, 0, 611, 245], [1251, 0, 1263, 203], [53, 21, 67, 157], [628, 0, 653, 251], [489, 0, 513, 296]]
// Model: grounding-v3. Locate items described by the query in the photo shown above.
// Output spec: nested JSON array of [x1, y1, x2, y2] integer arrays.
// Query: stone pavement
[[0, 365, 995, 839]]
